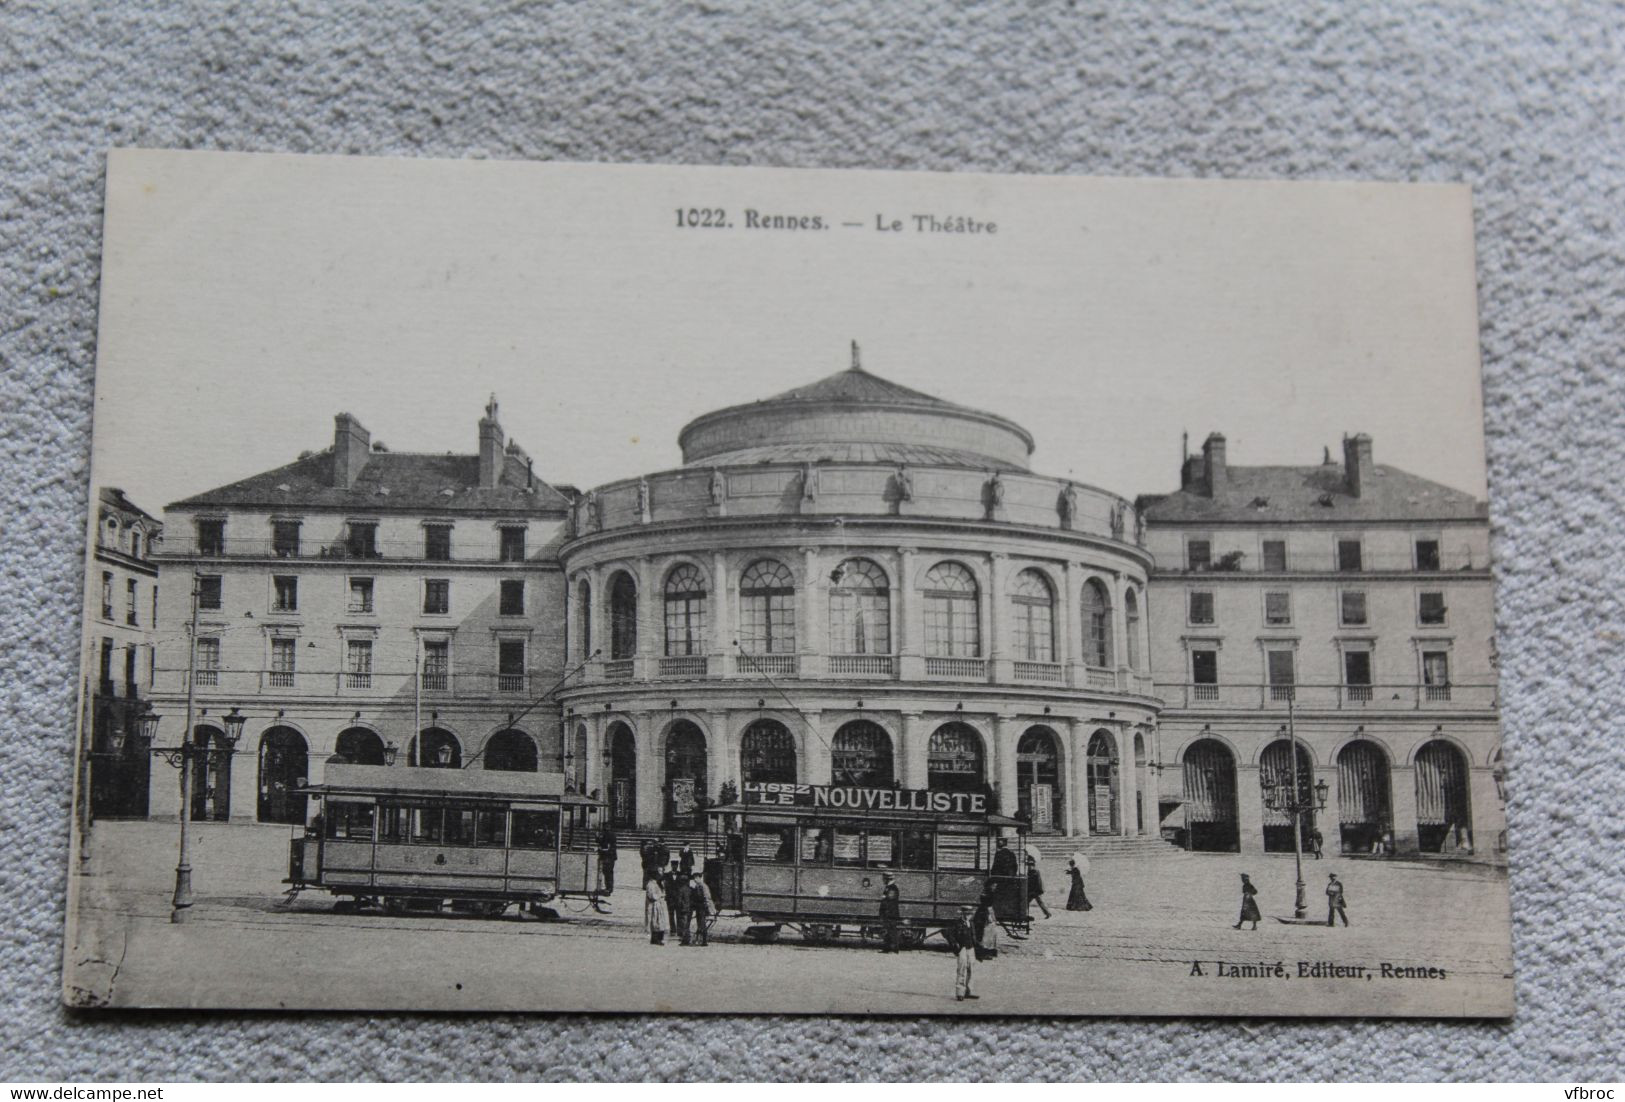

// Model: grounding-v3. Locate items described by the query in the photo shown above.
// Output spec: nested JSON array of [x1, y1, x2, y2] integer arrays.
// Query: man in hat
[[879, 874, 902, 953], [1326, 873, 1349, 927], [990, 835, 1020, 916], [946, 904, 980, 1001], [687, 871, 717, 946]]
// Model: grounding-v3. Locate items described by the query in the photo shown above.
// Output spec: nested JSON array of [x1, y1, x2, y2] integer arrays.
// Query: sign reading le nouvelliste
[[743, 782, 988, 815]]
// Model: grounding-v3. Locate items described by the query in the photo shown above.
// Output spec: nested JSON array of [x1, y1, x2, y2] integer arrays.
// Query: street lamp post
[[150, 705, 244, 922], [1263, 696, 1329, 921]]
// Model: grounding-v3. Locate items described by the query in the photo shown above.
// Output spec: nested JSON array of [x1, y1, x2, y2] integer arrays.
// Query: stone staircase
[[1023, 834, 1181, 860]]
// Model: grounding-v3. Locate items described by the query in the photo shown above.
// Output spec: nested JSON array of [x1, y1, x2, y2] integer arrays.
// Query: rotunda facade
[[557, 349, 1162, 836]]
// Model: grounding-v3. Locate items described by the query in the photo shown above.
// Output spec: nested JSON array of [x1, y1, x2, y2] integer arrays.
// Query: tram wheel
[[802, 923, 840, 945], [744, 924, 781, 943], [901, 928, 927, 948]]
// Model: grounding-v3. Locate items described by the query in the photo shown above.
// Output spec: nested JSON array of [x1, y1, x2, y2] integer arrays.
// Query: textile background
[[2, 0, 1621, 1081]]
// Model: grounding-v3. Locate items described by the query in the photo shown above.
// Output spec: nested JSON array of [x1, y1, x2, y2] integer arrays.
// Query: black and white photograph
[[62, 150, 1513, 1016]]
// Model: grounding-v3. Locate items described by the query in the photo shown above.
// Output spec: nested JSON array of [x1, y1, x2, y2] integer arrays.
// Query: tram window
[[936, 831, 985, 871], [867, 831, 895, 867], [832, 828, 864, 867], [745, 824, 796, 863], [325, 802, 375, 840], [511, 809, 559, 849], [898, 829, 934, 870], [477, 808, 504, 845], [800, 826, 833, 865], [410, 807, 444, 844], [377, 804, 406, 843]]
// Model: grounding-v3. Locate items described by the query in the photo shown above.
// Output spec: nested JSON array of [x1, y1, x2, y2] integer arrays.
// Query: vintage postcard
[[65, 150, 1512, 1015]]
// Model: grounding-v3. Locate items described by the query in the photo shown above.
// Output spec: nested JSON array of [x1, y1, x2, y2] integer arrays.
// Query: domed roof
[[678, 345, 1035, 471]]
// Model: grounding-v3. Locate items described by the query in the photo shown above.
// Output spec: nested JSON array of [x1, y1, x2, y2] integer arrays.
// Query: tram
[[704, 782, 1031, 947], [286, 763, 607, 918]]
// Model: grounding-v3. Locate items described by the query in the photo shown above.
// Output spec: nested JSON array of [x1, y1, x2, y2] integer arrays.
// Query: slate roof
[[683, 440, 1027, 471], [1137, 463, 1487, 524], [169, 449, 572, 514], [99, 487, 160, 527], [759, 364, 981, 413]]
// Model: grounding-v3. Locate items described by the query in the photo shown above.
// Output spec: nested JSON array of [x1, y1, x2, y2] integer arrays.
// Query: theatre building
[[144, 400, 572, 823], [1139, 433, 1506, 861], [554, 349, 1163, 839]]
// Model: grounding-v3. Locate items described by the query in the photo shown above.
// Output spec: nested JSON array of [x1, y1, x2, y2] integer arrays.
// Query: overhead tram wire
[[731, 640, 832, 755]]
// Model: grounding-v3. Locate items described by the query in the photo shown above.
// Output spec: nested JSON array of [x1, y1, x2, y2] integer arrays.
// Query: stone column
[[993, 715, 1019, 818], [1389, 764, 1420, 855], [1060, 717, 1079, 835], [635, 556, 657, 679], [1236, 762, 1265, 855], [1467, 765, 1505, 864], [1069, 719, 1089, 837], [1117, 726, 1138, 838], [1315, 764, 1341, 856], [896, 547, 923, 680], [632, 711, 660, 829], [1112, 574, 1131, 691], [899, 711, 928, 788], [228, 740, 257, 823], [588, 565, 606, 676], [800, 711, 830, 785], [710, 551, 730, 674], [987, 552, 1009, 683], [709, 709, 733, 796], [800, 546, 823, 678], [1061, 561, 1084, 687]]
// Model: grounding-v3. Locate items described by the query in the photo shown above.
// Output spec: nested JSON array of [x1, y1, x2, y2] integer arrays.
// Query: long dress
[[1239, 882, 1262, 923], [645, 880, 668, 943], [1066, 866, 1092, 911]]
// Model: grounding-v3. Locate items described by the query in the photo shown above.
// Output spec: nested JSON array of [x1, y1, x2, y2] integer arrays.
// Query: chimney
[[479, 395, 504, 490], [1202, 432, 1228, 495], [1343, 432, 1374, 497], [332, 413, 371, 488]]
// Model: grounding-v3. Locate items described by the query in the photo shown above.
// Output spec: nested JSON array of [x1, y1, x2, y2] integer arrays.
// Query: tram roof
[[303, 764, 604, 805], [708, 802, 1027, 828]]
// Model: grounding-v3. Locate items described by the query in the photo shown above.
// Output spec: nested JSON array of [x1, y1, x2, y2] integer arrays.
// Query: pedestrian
[[1233, 873, 1261, 930], [991, 836, 1020, 915], [1065, 856, 1092, 911], [663, 860, 684, 933], [946, 904, 979, 1001], [644, 875, 667, 945], [598, 825, 618, 894], [1326, 873, 1349, 927], [973, 891, 998, 961], [1025, 849, 1053, 920], [687, 872, 716, 946], [672, 868, 695, 945], [1310, 826, 1324, 860], [879, 874, 902, 953], [639, 838, 656, 883], [679, 842, 696, 878], [651, 836, 671, 878]]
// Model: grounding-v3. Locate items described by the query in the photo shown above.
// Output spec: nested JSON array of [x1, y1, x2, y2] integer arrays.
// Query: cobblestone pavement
[[64, 822, 1513, 1016]]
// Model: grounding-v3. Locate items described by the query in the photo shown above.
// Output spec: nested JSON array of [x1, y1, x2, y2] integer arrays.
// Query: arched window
[[483, 729, 539, 772], [411, 727, 461, 768], [258, 727, 309, 825], [577, 580, 592, 658], [832, 720, 894, 787], [828, 558, 890, 655], [927, 723, 985, 792], [741, 719, 797, 784], [608, 572, 638, 659], [334, 727, 385, 765], [1011, 569, 1055, 662], [664, 721, 709, 826], [739, 559, 795, 655], [1124, 588, 1140, 670], [663, 564, 708, 657], [1083, 579, 1113, 668], [923, 562, 980, 658]]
